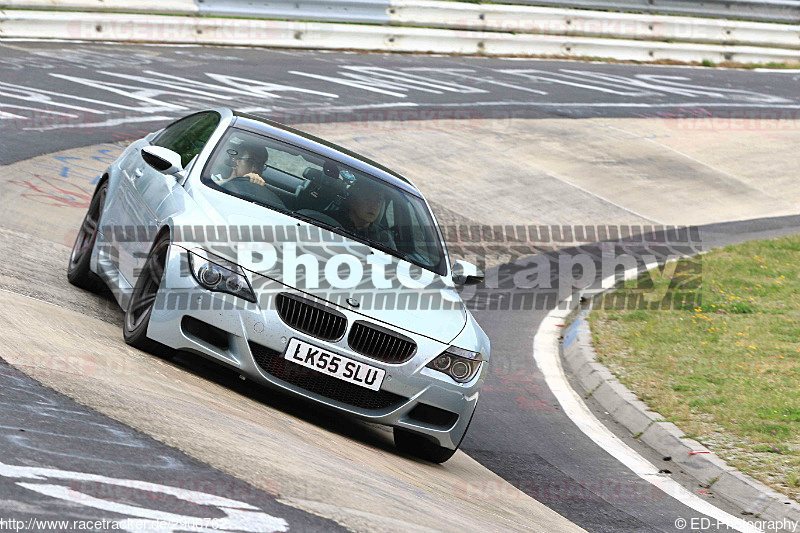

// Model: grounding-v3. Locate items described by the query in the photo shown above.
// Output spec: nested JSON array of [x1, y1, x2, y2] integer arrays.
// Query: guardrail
[[493, 0, 800, 24], [390, 1, 800, 49], [5, 0, 799, 25], [197, 0, 390, 23], [2, 0, 800, 64], [2, 10, 800, 64], [194, 0, 800, 25], [4, 0, 799, 50]]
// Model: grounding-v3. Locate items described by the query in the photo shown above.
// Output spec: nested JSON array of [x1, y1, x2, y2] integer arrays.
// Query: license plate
[[283, 338, 385, 391]]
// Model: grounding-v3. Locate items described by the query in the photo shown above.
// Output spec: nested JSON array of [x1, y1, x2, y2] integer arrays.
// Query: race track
[[1, 42, 799, 532]]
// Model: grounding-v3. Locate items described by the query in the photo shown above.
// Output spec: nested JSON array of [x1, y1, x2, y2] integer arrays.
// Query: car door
[[118, 112, 221, 286]]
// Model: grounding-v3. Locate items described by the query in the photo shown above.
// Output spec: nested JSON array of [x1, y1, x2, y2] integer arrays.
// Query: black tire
[[123, 233, 170, 352], [67, 181, 108, 292], [393, 406, 476, 464]]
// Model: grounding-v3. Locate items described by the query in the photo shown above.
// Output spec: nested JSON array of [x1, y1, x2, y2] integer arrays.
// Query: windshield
[[201, 128, 447, 275]]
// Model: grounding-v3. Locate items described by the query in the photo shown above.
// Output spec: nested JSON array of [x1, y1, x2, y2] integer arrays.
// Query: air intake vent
[[276, 293, 347, 341], [348, 321, 416, 364], [407, 403, 459, 430], [250, 343, 406, 411], [181, 316, 229, 351]]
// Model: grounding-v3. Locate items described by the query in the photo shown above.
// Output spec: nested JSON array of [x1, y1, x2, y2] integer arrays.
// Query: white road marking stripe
[[0, 110, 26, 120], [420, 101, 800, 109], [0, 462, 289, 532], [23, 115, 172, 132], [532, 274, 763, 532]]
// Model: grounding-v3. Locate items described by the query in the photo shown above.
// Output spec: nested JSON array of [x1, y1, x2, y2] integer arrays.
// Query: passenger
[[332, 179, 395, 247]]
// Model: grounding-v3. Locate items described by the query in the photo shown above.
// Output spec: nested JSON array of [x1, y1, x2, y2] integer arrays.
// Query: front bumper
[[146, 246, 485, 449]]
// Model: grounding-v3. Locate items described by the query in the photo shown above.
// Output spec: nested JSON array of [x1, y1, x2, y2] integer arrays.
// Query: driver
[[216, 143, 267, 186], [332, 179, 395, 247]]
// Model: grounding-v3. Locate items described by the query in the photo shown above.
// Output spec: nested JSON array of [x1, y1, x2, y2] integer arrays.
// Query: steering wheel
[[221, 176, 264, 194], [221, 177, 286, 209]]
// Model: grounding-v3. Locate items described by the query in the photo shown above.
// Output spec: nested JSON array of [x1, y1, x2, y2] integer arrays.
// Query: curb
[[562, 311, 800, 528]]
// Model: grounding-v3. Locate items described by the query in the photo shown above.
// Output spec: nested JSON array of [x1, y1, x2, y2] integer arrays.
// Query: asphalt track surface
[[1, 41, 799, 532], [0, 359, 344, 532], [1, 41, 800, 164]]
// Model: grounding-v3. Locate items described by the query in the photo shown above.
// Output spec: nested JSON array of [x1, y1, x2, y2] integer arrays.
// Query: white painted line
[[23, 115, 172, 132], [532, 282, 763, 532], [304, 102, 420, 111], [0, 461, 288, 532], [288, 71, 411, 98], [421, 100, 800, 109], [0, 103, 78, 118], [0, 110, 25, 120]]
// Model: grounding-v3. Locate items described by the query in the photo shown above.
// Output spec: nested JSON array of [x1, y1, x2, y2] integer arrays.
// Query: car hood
[[187, 192, 466, 344]]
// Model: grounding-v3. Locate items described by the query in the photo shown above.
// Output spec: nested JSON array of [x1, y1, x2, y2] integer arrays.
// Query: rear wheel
[[67, 181, 107, 292], [123, 233, 170, 352]]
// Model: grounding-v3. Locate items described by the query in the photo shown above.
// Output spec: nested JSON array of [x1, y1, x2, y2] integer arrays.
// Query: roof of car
[[231, 111, 420, 196]]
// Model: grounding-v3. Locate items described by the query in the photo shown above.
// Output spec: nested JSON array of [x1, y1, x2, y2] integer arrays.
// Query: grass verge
[[589, 235, 800, 501]]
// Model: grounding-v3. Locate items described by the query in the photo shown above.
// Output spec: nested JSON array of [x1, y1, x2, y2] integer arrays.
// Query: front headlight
[[426, 346, 483, 383], [187, 248, 256, 303]]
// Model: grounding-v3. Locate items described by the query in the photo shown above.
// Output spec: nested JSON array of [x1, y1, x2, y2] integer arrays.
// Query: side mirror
[[142, 146, 184, 176], [452, 260, 484, 286]]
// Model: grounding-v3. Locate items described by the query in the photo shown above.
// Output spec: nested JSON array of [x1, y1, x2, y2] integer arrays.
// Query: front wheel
[[123, 233, 170, 353], [67, 181, 107, 292]]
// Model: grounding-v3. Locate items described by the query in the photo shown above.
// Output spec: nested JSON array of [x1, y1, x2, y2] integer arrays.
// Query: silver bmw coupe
[[68, 108, 490, 463]]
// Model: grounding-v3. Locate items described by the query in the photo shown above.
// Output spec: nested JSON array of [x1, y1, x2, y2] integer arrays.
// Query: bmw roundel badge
[[346, 297, 360, 308]]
